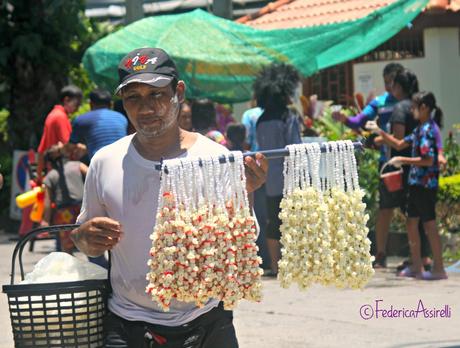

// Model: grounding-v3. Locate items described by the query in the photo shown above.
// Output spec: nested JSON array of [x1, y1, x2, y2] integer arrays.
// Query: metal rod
[[155, 141, 363, 171]]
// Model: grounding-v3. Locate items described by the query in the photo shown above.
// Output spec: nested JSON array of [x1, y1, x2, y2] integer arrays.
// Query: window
[[357, 29, 425, 62], [303, 62, 353, 105]]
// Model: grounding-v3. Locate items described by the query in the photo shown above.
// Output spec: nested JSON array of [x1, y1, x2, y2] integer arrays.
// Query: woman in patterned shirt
[[367, 91, 447, 281]]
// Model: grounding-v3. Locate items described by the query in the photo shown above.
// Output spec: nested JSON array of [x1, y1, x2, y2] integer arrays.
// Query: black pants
[[104, 302, 239, 348], [266, 195, 282, 240]]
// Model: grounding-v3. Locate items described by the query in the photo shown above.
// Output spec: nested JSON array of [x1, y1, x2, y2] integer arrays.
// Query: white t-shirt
[[77, 133, 236, 326]]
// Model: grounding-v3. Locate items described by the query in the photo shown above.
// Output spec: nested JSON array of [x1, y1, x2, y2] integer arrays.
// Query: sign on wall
[[357, 72, 374, 98], [9, 150, 30, 220]]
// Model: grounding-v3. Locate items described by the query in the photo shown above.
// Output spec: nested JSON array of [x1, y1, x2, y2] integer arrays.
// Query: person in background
[[241, 102, 270, 270], [216, 104, 235, 134], [226, 123, 247, 151], [57, 88, 127, 268], [114, 99, 136, 134], [191, 99, 226, 146], [386, 70, 444, 273], [241, 101, 263, 152], [373, 69, 420, 268], [367, 91, 447, 280], [41, 147, 87, 253], [332, 63, 403, 137], [333, 63, 404, 268], [178, 100, 193, 131], [65, 88, 128, 160], [255, 63, 303, 277], [36, 85, 83, 182]]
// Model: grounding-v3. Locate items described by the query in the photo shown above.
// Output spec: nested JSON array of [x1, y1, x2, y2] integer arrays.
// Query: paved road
[[0, 234, 458, 348]]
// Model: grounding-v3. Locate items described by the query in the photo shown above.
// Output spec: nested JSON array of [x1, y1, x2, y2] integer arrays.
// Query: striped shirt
[[70, 108, 128, 160]]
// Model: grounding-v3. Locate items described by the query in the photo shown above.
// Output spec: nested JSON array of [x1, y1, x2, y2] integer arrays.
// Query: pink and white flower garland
[[146, 152, 262, 311]]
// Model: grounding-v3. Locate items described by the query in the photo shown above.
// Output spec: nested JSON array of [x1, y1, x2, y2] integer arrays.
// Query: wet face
[[179, 102, 192, 131], [121, 82, 184, 138], [383, 74, 394, 94]]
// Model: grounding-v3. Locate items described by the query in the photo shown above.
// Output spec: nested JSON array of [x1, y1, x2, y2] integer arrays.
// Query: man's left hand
[[244, 153, 268, 193]]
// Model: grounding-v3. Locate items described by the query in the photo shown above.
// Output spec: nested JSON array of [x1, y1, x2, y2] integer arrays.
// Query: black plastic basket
[[2, 225, 109, 348]]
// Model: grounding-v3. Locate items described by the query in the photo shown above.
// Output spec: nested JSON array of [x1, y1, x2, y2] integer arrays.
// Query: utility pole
[[213, 0, 233, 19], [125, 0, 144, 24]]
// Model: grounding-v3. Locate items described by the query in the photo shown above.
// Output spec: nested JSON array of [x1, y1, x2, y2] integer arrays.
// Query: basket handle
[[10, 224, 80, 285], [379, 161, 403, 177]]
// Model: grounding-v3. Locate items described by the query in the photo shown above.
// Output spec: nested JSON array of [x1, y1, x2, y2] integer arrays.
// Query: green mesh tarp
[[83, 0, 428, 103]]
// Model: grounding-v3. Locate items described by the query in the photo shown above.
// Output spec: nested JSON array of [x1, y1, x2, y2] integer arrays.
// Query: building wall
[[353, 27, 460, 141]]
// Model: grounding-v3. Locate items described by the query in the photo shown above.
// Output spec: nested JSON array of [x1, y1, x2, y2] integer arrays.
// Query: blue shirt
[[241, 107, 263, 152], [70, 108, 128, 160], [403, 119, 440, 189], [362, 92, 398, 163]]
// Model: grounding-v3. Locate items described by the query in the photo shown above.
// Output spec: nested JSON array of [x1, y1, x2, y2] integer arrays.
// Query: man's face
[[121, 82, 183, 138]]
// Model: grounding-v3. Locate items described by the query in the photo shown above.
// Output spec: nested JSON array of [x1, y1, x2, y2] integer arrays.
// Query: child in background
[[191, 99, 227, 146], [367, 91, 447, 280], [41, 147, 87, 253], [179, 100, 193, 132], [226, 123, 247, 151]]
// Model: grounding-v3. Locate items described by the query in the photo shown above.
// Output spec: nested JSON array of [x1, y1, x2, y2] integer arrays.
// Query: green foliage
[[442, 125, 460, 177], [0, 108, 8, 142], [314, 107, 358, 141], [0, 150, 13, 218], [443, 247, 460, 265], [0, 1, 116, 219], [0, 0, 114, 150], [356, 149, 380, 231], [437, 128, 460, 236]]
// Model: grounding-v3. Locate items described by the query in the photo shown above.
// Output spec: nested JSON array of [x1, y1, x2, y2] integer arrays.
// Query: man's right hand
[[71, 217, 123, 257]]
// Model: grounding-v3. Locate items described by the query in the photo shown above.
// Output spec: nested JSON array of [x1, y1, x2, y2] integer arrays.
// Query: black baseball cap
[[115, 48, 179, 94]]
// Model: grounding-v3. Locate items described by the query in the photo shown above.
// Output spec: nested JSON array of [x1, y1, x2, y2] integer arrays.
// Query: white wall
[[353, 27, 460, 141]]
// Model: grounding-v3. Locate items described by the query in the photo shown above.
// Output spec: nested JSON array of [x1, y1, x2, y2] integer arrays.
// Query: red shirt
[[37, 105, 72, 153]]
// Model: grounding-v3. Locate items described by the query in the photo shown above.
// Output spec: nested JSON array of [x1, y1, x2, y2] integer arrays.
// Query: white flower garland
[[279, 141, 374, 290], [146, 152, 262, 311], [279, 143, 334, 289]]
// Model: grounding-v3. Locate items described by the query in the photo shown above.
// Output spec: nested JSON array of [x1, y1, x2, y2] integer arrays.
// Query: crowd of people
[[25, 58, 447, 283]]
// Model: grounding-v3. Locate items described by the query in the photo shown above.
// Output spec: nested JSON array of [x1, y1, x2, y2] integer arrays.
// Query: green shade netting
[[83, 0, 428, 103]]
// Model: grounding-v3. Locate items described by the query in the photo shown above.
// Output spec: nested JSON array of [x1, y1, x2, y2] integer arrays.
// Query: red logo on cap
[[138, 55, 148, 64], [124, 58, 134, 69], [124, 54, 157, 70]]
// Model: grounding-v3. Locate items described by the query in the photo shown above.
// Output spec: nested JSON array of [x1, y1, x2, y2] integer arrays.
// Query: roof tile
[[237, 0, 459, 29]]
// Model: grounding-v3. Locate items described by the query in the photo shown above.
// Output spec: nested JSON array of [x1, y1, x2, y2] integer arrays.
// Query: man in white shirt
[[70, 48, 267, 347]]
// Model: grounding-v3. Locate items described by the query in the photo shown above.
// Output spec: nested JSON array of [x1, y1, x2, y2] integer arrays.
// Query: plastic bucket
[[380, 162, 403, 193]]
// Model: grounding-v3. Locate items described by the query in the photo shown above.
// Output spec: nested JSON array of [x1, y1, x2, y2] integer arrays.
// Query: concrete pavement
[[0, 234, 458, 348]]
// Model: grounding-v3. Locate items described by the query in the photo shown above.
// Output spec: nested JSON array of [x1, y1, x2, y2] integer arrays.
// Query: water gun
[[15, 185, 45, 222]]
